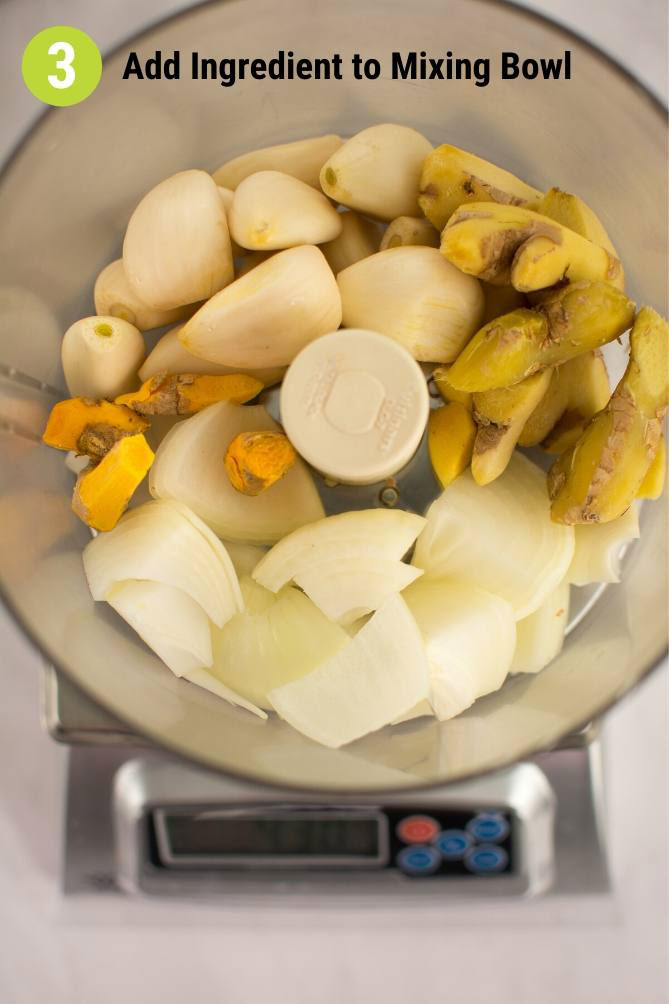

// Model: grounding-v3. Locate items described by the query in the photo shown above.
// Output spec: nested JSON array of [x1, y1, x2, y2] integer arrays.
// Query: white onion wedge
[[229, 171, 342, 250], [149, 402, 324, 543], [269, 595, 430, 748], [321, 210, 380, 274], [320, 124, 433, 221], [568, 504, 640, 586], [83, 499, 242, 627], [223, 541, 267, 581], [213, 134, 343, 190], [105, 579, 213, 676], [178, 245, 342, 368], [184, 669, 267, 719], [94, 259, 198, 332], [253, 509, 425, 592], [138, 325, 284, 387], [210, 579, 349, 708], [511, 578, 571, 675], [404, 578, 516, 720], [337, 246, 484, 362], [294, 557, 422, 624], [413, 454, 574, 619], [123, 169, 234, 310]]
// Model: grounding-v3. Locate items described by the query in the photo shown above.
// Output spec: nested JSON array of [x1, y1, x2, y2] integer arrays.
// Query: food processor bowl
[[0, 0, 666, 792]]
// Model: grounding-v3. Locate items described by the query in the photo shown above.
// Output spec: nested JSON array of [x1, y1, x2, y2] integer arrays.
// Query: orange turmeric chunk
[[43, 398, 149, 457], [116, 372, 263, 415], [225, 431, 297, 496], [72, 434, 155, 531]]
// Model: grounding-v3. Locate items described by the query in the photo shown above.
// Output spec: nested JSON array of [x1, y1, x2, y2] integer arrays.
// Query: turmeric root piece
[[548, 307, 668, 524], [428, 402, 477, 489], [432, 366, 473, 410], [440, 202, 624, 291], [447, 281, 634, 392], [43, 398, 149, 456], [116, 372, 263, 415], [72, 434, 155, 531], [225, 431, 297, 496], [536, 188, 618, 258], [418, 145, 542, 231], [380, 216, 440, 250], [472, 370, 552, 485], [637, 436, 666, 499], [519, 352, 610, 447]]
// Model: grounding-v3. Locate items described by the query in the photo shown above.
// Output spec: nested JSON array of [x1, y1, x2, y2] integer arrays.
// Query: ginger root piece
[[380, 216, 440, 251], [447, 281, 634, 392], [637, 436, 666, 499], [542, 412, 587, 454], [43, 397, 150, 458], [72, 434, 155, 531], [536, 188, 618, 258], [418, 145, 542, 231], [427, 402, 477, 489], [548, 306, 669, 524], [225, 431, 297, 496], [519, 352, 610, 447], [116, 372, 263, 415], [481, 282, 526, 324], [472, 370, 552, 485], [432, 366, 473, 410], [440, 202, 624, 291]]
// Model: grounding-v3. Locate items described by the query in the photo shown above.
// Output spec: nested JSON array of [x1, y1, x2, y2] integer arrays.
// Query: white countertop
[[1, 2, 667, 1002]]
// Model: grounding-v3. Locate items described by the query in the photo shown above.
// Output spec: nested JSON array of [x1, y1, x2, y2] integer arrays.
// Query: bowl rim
[[1, 0, 667, 795]]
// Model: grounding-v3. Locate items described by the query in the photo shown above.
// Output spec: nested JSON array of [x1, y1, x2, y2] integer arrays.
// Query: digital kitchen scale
[[43, 667, 610, 900]]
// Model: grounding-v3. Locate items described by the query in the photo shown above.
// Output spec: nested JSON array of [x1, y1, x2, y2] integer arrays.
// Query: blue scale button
[[396, 844, 442, 876], [464, 844, 509, 874], [466, 812, 510, 843], [434, 829, 472, 860]]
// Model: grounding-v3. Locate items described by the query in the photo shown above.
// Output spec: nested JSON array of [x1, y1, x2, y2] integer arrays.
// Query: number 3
[[48, 41, 75, 89]]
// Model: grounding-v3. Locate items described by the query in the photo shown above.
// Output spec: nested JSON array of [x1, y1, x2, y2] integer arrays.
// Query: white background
[[1, 2, 667, 1002]]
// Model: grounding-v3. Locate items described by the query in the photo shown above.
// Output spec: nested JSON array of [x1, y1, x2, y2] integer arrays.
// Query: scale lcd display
[[157, 811, 384, 863]]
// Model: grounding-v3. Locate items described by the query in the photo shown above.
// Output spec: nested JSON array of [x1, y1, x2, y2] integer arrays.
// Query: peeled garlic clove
[[320, 210, 380, 274], [138, 325, 284, 388], [229, 170, 342, 251], [511, 578, 570, 675], [337, 246, 483, 362], [380, 216, 440, 251], [93, 259, 198, 333], [217, 186, 243, 257], [235, 250, 276, 278], [179, 245, 342, 368], [123, 169, 234, 310], [320, 124, 433, 221], [61, 316, 145, 399], [213, 134, 343, 190]]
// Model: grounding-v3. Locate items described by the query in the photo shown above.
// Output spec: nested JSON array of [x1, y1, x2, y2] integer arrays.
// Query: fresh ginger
[[116, 371, 263, 415], [472, 370, 552, 485], [519, 351, 610, 448], [43, 397, 149, 459], [225, 431, 297, 496], [72, 434, 155, 531], [427, 402, 477, 489]]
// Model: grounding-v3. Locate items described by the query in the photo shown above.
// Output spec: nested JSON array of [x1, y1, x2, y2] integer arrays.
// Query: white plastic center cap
[[280, 329, 430, 485]]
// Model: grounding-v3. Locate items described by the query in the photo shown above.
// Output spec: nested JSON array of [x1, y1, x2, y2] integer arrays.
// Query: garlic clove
[[213, 134, 343, 190], [61, 315, 145, 399], [380, 216, 440, 251], [217, 185, 243, 258], [235, 250, 276, 278], [123, 169, 234, 310], [179, 245, 342, 368], [94, 259, 200, 332], [320, 124, 433, 221], [337, 246, 484, 362], [138, 324, 285, 388], [320, 210, 380, 274], [229, 171, 342, 250]]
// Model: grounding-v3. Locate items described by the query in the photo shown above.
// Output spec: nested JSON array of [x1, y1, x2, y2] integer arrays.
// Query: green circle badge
[[22, 26, 102, 107]]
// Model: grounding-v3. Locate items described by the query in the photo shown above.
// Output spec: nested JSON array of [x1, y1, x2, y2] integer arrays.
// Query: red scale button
[[396, 815, 441, 844]]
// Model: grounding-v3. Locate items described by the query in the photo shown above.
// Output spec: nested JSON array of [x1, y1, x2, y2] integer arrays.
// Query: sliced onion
[[404, 578, 516, 720], [412, 454, 574, 619], [223, 540, 267, 580], [83, 499, 242, 627], [511, 578, 571, 675], [268, 595, 430, 748], [105, 579, 212, 676], [210, 578, 349, 708], [183, 669, 267, 719], [294, 558, 422, 624], [253, 509, 425, 593], [149, 402, 324, 543], [568, 504, 640, 586]]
